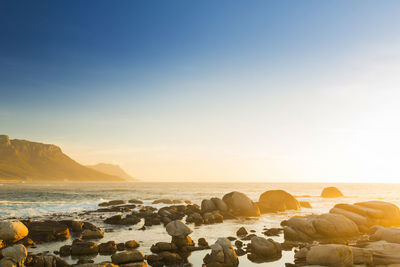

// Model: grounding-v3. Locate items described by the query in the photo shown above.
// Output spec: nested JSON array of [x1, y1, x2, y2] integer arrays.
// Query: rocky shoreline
[[1, 187, 400, 267]]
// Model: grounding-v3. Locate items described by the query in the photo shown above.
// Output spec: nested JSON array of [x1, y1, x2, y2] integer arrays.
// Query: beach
[[2, 182, 400, 266]]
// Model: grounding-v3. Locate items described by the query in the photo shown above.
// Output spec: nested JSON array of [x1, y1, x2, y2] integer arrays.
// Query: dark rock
[[150, 242, 177, 253], [236, 227, 248, 237], [203, 238, 238, 267], [125, 240, 140, 249], [59, 220, 83, 232], [198, 238, 209, 247], [241, 234, 257, 241], [201, 199, 217, 213], [59, 245, 71, 257], [81, 228, 104, 239], [24, 221, 70, 243], [99, 200, 126, 206], [111, 250, 144, 264], [99, 241, 117, 255], [235, 240, 243, 248], [171, 236, 194, 249], [235, 248, 246, 256], [129, 199, 144, 204], [186, 212, 203, 225], [263, 228, 283, 236], [247, 236, 282, 262], [117, 242, 126, 251], [71, 239, 99, 256]]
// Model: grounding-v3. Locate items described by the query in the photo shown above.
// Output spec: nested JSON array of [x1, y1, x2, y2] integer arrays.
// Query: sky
[[1, 1, 400, 182]]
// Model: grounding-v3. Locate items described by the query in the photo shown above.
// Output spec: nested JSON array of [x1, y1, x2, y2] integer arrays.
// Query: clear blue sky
[[1, 1, 400, 181]]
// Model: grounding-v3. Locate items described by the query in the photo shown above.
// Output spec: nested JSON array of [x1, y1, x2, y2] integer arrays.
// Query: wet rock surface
[[258, 190, 300, 213], [4, 192, 400, 267]]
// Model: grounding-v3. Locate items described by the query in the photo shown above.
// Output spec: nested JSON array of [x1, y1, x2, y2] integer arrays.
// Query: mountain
[[0, 135, 125, 182], [87, 163, 137, 181]]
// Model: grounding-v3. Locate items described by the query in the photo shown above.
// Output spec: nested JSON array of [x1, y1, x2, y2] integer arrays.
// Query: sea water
[[1, 182, 399, 266]]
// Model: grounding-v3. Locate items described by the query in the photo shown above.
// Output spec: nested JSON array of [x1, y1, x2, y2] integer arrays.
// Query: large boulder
[[330, 201, 400, 231], [24, 221, 70, 242], [283, 213, 359, 242], [0, 221, 29, 244], [306, 244, 353, 267], [222, 191, 260, 217], [0, 244, 27, 266], [358, 241, 400, 265], [369, 226, 400, 243], [111, 250, 144, 264], [28, 255, 68, 267], [247, 236, 281, 262], [258, 190, 300, 213], [201, 199, 217, 213], [211, 197, 229, 212], [203, 238, 238, 267], [321, 187, 343, 198], [165, 220, 193, 238], [71, 239, 99, 256]]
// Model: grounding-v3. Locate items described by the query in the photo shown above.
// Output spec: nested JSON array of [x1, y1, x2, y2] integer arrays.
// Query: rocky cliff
[[0, 135, 125, 182]]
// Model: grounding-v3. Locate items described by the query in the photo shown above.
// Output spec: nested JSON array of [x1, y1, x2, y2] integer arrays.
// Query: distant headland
[[0, 135, 133, 182]]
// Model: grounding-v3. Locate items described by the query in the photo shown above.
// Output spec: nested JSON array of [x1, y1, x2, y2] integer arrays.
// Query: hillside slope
[[87, 163, 136, 181], [0, 135, 125, 182]]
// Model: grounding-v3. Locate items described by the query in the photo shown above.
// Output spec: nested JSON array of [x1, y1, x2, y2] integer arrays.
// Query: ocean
[[1, 182, 399, 266]]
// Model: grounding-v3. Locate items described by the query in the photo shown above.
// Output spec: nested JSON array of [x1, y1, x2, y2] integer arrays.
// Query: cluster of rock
[[293, 241, 400, 267], [283, 200, 400, 244], [0, 244, 28, 267], [147, 220, 200, 266], [330, 200, 400, 232], [283, 213, 360, 243], [203, 238, 239, 267]]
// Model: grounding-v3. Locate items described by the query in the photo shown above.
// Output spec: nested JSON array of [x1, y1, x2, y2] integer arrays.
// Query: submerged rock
[[99, 200, 126, 206], [321, 186, 344, 198], [299, 201, 312, 209], [0, 221, 29, 244], [258, 190, 300, 213], [222, 191, 260, 217]]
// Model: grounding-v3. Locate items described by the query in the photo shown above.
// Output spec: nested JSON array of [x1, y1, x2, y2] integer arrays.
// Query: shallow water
[[1, 182, 400, 266]]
